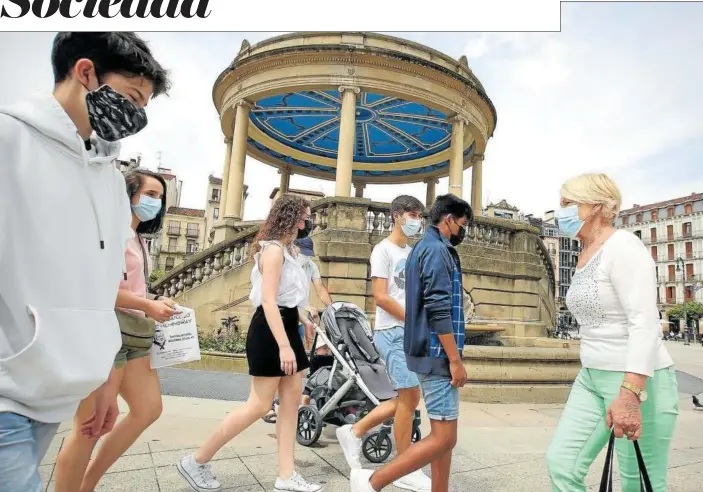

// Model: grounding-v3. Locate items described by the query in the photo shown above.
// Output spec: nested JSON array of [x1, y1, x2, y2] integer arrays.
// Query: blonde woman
[[546, 174, 678, 491]]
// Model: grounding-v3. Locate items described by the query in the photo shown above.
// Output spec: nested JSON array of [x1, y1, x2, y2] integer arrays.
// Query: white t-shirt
[[371, 238, 411, 331], [566, 230, 673, 377]]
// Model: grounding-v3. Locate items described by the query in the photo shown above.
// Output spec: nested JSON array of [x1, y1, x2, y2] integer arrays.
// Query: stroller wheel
[[412, 427, 421, 443], [362, 432, 393, 463], [296, 405, 323, 447]]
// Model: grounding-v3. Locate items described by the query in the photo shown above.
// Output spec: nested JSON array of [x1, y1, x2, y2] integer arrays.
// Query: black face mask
[[449, 219, 466, 247], [297, 219, 313, 239], [85, 85, 148, 142]]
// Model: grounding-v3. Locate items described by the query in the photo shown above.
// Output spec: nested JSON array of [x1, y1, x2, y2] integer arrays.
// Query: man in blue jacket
[[350, 194, 473, 492]]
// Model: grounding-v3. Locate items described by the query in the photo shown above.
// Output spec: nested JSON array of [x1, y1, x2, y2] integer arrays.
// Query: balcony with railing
[[167, 225, 181, 236], [639, 230, 703, 245], [185, 227, 200, 238]]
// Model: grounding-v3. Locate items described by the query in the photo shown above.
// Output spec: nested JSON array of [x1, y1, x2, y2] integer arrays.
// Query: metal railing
[[166, 226, 181, 236], [185, 228, 200, 238]]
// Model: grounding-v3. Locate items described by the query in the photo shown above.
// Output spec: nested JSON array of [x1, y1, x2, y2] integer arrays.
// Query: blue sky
[[0, 2, 701, 219]]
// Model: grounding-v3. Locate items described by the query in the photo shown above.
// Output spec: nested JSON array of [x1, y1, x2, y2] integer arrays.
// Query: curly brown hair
[[252, 194, 310, 257]]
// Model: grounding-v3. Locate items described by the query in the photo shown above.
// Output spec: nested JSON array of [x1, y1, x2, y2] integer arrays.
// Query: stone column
[[279, 167, 291, 195], [225, 100, 252, 220], [448, 117, 465, 198], [471, 154, 484, 214], [425, 178, 437, 207], [335, 86, 360, 197], [354, 182, 365, 198], [220, 137, 232, 213]]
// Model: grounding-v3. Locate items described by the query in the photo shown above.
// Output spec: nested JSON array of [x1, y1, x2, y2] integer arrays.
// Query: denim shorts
[[0, 412, 60, 492], [374, 327, 419, 390], [417, 373, 460, 421]]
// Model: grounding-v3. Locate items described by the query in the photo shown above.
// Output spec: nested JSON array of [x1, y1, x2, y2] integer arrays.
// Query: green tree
[[668, 301, 703, 325], [150, 269, 165, 283]]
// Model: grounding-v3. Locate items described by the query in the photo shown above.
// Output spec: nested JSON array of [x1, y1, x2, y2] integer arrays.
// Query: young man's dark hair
[[429, 194, 474, 225], [52, 32, 171, 98], [390, 195, 425, 223]]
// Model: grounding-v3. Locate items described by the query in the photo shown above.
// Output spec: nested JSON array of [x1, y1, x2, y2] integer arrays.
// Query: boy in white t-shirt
[[336, 195, 431, 492]]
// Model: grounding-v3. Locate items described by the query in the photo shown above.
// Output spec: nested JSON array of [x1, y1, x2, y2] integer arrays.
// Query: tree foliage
[[668, 301, 703, 322]]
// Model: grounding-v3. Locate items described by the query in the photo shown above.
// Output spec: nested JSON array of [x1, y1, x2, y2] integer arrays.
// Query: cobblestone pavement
[[39, 342, 703, 491]]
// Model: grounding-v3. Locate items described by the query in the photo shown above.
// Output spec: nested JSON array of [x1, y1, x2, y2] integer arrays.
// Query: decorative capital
[[449, 115, 469, 126], [471, 154, 485, 164], [234, 99, 254, 110], [424, 178, 439, 185], [224, 137, 232, 144], [338, 85, 361, 95]]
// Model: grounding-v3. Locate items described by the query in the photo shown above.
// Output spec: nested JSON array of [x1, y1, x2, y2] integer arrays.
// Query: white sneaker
[[176, 454, 221, 491], [336, 424, 362, 469], [274, 471, 322, 492], [393, 469, 432, 492], [350, 469, 375, 492]]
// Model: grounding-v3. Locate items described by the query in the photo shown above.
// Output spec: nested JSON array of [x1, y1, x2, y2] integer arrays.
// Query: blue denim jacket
[[404, 226, 465, 377]]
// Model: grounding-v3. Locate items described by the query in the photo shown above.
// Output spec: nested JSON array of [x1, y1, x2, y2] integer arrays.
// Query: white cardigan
[[566, 230, 673, 377]]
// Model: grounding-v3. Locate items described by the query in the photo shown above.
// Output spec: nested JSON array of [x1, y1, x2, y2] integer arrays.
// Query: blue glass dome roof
[[250, 90, 454, 165]]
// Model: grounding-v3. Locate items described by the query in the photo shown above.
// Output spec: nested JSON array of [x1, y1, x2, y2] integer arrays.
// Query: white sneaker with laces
[[274, 471, 322, 492], [350, 469, 376, 492], [336, 424, 362, 469], [393, 469, 432, 492], [176, 454, 221, 492]]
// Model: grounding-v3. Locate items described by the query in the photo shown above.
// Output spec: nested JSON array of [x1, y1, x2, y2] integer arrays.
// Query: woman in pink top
[[56, 169, 180, 492]]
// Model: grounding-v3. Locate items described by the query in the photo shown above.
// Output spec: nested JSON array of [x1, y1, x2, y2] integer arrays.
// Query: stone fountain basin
[[461, 339, 581, 404]]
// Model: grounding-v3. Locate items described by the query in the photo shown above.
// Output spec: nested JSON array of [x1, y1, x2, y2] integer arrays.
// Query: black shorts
[[246, 306, 310, 377]]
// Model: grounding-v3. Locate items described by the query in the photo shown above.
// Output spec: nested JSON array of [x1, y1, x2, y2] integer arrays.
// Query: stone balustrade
[[153, 197, 556, 337], [152, 226, 259, 298]]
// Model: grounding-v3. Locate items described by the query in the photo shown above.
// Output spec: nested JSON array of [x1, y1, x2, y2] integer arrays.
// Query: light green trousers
[[547, 367, 679, 491]]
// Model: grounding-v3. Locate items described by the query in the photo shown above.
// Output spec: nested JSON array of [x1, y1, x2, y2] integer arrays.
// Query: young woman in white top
[[546, 174, 678, 491], [177, 194, 321, 492]]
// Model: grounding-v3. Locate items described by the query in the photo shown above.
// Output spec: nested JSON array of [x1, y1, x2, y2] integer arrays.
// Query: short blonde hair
[[560, 173, 622, 220]]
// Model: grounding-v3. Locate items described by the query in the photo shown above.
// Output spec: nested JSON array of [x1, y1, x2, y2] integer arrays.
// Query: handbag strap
[[634, 440, 653, 492], [137, 234, 150, 288], [599, 431, 653, 492], [599, 431, 616, 492]]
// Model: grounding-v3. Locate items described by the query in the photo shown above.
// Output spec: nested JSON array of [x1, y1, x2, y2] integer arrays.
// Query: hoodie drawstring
[[77, 134, 106, 250]]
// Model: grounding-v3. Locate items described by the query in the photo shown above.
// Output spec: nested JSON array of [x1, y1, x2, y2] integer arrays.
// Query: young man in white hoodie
[[0, 32, 170, 492]]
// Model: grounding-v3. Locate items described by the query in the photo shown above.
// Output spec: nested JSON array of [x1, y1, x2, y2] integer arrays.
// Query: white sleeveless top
[[249, 241, 309, 309]]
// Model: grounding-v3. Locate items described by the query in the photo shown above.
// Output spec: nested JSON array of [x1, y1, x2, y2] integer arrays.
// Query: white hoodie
[[0, 93, 131, 423]]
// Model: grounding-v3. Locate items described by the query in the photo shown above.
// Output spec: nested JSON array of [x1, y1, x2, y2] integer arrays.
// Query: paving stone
[[156, 458, 258, 491], [101, 453, 153, 474], [240, 448, 337, 482], [40, 437, 64, 466], [95, 468, 158, 491]]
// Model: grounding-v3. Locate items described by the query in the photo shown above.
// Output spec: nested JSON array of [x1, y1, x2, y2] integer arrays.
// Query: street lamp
[[675, 257, 691, 345]]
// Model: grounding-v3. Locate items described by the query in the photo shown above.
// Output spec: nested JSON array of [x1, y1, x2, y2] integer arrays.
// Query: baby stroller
[[296, 302, 422, 463]]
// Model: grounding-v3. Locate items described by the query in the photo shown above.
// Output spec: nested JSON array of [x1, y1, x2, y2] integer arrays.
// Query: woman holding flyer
[[55, 169, 180, 492], [177, 194, 321, 492]]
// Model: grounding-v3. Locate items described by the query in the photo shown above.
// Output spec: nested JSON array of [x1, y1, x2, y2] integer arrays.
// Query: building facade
[[485, 199, 521, 220], [204, 175, 249, 247], [156, 207, 207, 272], [615, 192, 703, 309]]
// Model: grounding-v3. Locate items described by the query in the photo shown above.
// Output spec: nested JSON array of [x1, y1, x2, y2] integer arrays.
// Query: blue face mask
[[400, 216, 422, 237], [555, 205, 584, 238], [132, 195, 162, 222]]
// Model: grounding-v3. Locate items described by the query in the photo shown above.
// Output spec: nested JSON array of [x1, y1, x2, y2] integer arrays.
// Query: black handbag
[[116, 236, 156, 350], [599, 431, 653, 492]]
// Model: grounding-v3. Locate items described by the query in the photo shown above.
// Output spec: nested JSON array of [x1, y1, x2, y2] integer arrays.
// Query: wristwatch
[[621, 382, 648, 402]]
